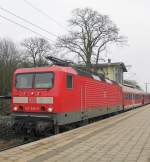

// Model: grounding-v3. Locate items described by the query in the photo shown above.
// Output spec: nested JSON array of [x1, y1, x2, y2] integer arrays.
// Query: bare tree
[[0, 39, 19, 66], [56, 8, 127, 71], [21, 37, 51, 67], [0, 38, 20, 95]]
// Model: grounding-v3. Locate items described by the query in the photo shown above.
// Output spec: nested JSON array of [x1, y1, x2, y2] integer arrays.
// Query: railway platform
[[1, 105, 150, 162]]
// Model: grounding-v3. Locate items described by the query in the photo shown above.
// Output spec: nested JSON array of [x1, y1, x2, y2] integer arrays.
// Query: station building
[[92, 61, 127, 84]]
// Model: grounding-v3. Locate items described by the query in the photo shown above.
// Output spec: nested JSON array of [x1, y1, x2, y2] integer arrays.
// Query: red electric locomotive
[[11, 56, 150, 135]]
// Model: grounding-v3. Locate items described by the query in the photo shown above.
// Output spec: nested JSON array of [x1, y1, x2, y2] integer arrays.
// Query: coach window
[[130, 94, 132, 100], [127, 94, 129, 100], [67, 74, 73, 89]]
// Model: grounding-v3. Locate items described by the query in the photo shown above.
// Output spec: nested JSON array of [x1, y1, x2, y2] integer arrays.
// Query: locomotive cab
[[12, 66, 60, 135], [11, 65, 78, 135]]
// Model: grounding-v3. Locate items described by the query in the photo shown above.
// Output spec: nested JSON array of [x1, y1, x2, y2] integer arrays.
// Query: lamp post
[[145, 83, 150, 93]]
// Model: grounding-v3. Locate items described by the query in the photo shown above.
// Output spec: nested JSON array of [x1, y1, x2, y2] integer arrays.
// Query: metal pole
[[145, 83, 147, 93], [145, 83, 150, 93]]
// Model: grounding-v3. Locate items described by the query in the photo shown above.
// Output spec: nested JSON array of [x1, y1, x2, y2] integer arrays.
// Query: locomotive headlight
[[14, 106, 18, 111], [47, 107, 53, 112]]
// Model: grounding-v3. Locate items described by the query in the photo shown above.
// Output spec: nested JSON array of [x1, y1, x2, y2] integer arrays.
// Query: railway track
[[0, 137, 39, 152], [0, 139, 25, 152]]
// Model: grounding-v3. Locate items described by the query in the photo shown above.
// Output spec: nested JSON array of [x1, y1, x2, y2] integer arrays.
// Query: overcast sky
[[0, 0, 150, 90]]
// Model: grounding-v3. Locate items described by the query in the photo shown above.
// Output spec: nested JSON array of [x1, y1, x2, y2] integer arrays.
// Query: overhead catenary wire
[[0, 6, 58, 38], [23, 0, 68, 31], [0, 14, 55, 43]]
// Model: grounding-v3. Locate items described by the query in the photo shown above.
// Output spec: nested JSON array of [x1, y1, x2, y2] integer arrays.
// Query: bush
[[0, 99, 11, 116]]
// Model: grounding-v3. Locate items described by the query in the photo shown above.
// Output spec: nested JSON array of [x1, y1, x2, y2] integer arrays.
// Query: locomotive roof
[[14, 65, 119, 85], [14, 65, 78, 75], [121, 85, 145, 94]]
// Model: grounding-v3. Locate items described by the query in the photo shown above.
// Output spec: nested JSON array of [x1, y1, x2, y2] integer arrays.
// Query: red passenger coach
[[122, 86, 144, 110], [11, 57, 150, 135], [143, 93, 150, 104]]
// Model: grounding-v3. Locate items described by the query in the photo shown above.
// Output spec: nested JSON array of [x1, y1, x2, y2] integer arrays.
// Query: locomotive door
[[80, 86, 87, 119]]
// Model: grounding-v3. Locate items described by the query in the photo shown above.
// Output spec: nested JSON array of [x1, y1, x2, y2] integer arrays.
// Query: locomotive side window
[[67, 74, 73, 89]]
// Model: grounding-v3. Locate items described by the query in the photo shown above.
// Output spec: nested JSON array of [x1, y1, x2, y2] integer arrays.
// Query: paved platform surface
[[1, 105, 150, 162]]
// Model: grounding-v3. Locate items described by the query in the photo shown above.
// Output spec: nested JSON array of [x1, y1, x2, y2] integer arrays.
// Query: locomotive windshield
[[16, 72, 54, 89], [16, 73, 33, 88], [34, 73, 53, 88]]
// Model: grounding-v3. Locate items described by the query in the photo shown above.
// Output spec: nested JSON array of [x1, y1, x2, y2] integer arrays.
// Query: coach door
[[132, 94, 135, 107]]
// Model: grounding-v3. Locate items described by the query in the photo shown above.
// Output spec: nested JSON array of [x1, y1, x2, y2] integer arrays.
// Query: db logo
[[28, 97, 36, 103]]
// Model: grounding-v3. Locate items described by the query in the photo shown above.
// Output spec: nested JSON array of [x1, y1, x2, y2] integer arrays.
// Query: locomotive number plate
[[28, 97, 36, 103]]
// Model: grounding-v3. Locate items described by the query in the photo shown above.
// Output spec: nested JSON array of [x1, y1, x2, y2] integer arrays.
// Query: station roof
[[93, 62, 127, 72]]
